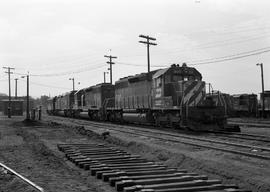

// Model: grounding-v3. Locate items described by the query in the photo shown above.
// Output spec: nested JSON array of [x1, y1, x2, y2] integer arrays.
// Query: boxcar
[[232, 94, 258, 117], [259, 90, 270, 117], [2, 99, 24, 116]]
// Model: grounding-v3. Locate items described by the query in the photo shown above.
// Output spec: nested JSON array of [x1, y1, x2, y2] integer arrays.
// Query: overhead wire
[[117, 47, 270, 67], [5, 23, 270, 79], [189, 49, 270, 66], [188, 46, 270, 63], [14, 63, 107, 77], [20, 79, 70, 90]]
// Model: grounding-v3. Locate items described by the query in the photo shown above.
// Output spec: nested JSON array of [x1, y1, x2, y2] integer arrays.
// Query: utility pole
[[207, 83, 211, 95], [21, 73, 30, 120], [256, 63, 265, 118], [3, 67, 15, 118], [69, 78, 75, 91], [103, 71, 109, 83], [26, 74, 29, 120], [139, 34, 157, 73], [104, 55, 117, 84], [15, 78, 18, 99]]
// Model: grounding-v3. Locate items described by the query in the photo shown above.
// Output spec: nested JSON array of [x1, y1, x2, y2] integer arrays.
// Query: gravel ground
[[44, 115, 270, 192], [1, 115, 270, 192]]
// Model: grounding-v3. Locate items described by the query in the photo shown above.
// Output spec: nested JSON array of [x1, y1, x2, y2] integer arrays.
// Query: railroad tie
[[58, 143, 249, 192]]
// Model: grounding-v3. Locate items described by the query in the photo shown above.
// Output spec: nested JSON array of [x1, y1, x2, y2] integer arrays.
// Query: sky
[[0, 0, 269, 98]]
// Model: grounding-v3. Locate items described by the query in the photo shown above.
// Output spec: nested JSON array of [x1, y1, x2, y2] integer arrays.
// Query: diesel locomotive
[[47, 63, 239, 132]]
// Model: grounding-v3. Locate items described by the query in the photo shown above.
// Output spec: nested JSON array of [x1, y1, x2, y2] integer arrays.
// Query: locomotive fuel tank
[[122, 113, 148, 123], [56, 111, 65, 116], [79, 111, 89, 119]]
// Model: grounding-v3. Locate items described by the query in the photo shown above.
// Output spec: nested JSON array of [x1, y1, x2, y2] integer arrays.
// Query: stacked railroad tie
[[58, 143, 250, 192]]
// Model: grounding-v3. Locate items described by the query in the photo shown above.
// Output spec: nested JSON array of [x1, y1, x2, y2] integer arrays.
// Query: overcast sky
[[0, 0, 269, 98]]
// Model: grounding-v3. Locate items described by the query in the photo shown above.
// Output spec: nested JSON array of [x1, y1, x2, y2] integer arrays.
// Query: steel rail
[[69, 116, 270, 143], [0, 162, 44, 192], [47, 115, 270, 143], [206, 131, 270, 143], [47, 116, 270, 159], [84, 126, 270, 160], [81, 120, 270, 152]]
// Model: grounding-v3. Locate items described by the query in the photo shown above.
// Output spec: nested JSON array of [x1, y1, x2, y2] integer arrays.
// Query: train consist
[[47, 63, 240, 132]]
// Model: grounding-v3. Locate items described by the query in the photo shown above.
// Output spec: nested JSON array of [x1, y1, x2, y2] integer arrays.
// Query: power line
[[118, 47, 270, 67], [117, 61, 166, 68], [189, 46, 270, 63], [14, 64, 106, 77], [15, 57, 105, 72], [189, 49, 270, 66], [20, 79, 70, 90]]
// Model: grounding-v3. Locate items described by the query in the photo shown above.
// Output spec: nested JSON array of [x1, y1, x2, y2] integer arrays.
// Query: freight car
[[2, 99, 24, 116], [48, 63, 239, 132], [259, 91, 270, 117], [232, 94, 258, 117]]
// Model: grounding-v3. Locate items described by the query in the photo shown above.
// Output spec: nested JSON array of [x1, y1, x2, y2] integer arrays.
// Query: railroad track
[[207, 131, 270, 143], [0, 162, 44, 192], [47, 115, 270, 144], [227, 120, 270, 128], [58, 143, 249, 192], [81, 123, 270, 160], [46, 116, 270, 160]]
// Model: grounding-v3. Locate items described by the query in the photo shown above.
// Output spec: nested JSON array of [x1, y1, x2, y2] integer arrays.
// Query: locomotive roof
[[152, 68, 170, 79], [153, 63, 202, 79], [79, 82, 113, 93], [232, 93, 257, 97], [116, 70, 159, 84], [56, 90, 77, 97]]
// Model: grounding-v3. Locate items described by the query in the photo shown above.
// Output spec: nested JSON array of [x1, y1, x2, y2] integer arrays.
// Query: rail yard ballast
[[47, 63, 240, 132]]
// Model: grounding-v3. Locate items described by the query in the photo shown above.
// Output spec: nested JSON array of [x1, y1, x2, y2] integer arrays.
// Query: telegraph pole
[[139, 34, 157, 73], [15, 78, 18, 99], [3, 67, 15, 118], [103, 71, 108, 83], [26, 74, 29, 120], [69, 78, 75, 91], [104, 55, 117, 84], [256, 63, 265, 118], [21, 73, 30, 120]]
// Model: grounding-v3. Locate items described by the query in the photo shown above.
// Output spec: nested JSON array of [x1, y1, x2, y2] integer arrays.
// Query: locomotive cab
[[152, 63, 203, 109], [152, 63, 237, 131]]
